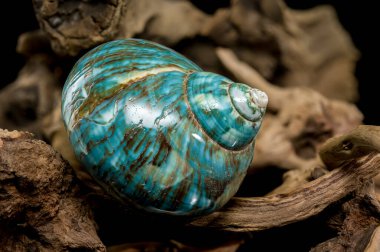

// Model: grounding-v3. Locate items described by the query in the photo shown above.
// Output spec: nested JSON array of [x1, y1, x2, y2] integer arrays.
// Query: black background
[[2, 1, 378, 125]]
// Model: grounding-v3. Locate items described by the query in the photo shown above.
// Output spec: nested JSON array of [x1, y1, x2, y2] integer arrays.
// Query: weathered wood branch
[[32, 0, 127, 56], [0, 129, 105, 251], [192, 154, 380, 231], [2, 128, 378, 247], [0, 56, 61, 139], [191, 126, 380, 232], [311, 182, 380, 251], [202, 0, 359, 101]]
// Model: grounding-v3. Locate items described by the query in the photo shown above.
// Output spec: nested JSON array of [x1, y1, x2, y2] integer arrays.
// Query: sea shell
[[62, 39, 268, 216]]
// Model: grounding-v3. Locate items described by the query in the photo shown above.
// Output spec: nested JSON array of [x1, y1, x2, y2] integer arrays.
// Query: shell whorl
[[186, 72, 267, 150]]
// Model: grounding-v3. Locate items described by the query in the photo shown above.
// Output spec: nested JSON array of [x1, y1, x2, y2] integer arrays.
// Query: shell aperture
[[62, 39, 268, 216]]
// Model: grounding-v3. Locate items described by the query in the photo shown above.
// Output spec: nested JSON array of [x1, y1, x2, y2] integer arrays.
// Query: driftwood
[[32, 0, 358, 101], [310, 182, 380, 251], [202, 0, 359, 102], [214, 47, 380, 197], [0, 129, 105, 251], [119, 0, 208, 46], [32, 0, 127, 56], [32, 0, 207, 56], [191, 126, 380, 231], [1, 126, 379, 250], [216, 48, 362, 173], [0, 55, 61, 139]]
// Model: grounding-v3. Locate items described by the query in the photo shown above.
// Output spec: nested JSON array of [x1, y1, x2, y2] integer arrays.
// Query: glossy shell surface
[[62, 39, 267, 216]]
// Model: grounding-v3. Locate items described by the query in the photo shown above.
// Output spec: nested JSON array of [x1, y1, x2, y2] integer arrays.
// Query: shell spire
[[229, 82, 268, 122]]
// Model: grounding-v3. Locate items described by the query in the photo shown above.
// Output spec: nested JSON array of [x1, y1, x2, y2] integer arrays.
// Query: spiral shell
[[62, 39, 268, 216]]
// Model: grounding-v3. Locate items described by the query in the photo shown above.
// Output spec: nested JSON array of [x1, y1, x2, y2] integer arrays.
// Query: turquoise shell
[[62, 39, 267, 216]]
